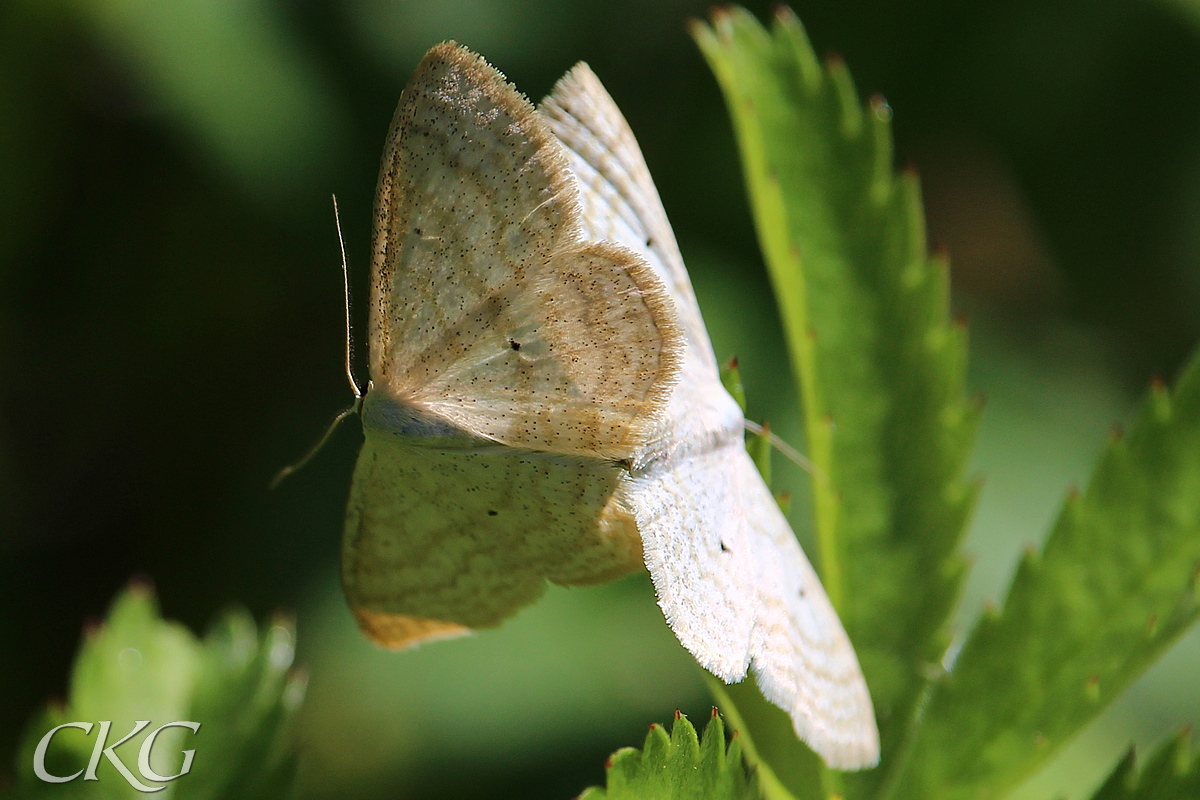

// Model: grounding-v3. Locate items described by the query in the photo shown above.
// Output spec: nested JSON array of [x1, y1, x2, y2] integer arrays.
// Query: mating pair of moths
[[334, 42, 879, 768]]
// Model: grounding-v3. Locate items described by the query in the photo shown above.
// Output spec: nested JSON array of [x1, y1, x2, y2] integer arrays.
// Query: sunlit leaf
[[693, 7, 979, 796], [579, 711, 760, 800], [893, 356, 1200, 799], [1088, 731, 1200, 800]]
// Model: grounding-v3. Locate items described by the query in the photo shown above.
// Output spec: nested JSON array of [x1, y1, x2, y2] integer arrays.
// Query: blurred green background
[[2, 0, 1200, 797]]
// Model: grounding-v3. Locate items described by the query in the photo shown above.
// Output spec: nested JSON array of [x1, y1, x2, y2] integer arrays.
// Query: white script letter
[[84, 720, 161, 792], [32, 722, 93, 783], [138, 721, 201, 782]]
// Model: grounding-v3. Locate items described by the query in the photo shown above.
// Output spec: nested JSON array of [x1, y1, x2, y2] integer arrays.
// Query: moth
[[339, 42, 879, 769]]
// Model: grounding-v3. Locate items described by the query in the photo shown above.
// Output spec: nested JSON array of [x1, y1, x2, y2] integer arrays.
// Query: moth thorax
[[360, 389, 484, 448]]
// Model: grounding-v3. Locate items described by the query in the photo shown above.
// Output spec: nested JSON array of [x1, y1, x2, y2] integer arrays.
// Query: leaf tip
[[869, 93, 893, 122], [709, 4, 737, 40], [981, 599, 1000, 622], [126, 574, 157, 598], [269, 606, 298, 626], [1019, 544, 1041, 574], [82, 616, 103, 640], [1149, 375, 1172, 420], [920, 660, 948, 682], [284, 669, 310, 709]]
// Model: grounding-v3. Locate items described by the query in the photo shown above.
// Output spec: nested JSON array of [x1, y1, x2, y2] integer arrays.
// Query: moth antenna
[[270, 403, 360, 489], [333, 194, 364, 399], [270, 196, 364, 490], [743, 419, 824, 481]]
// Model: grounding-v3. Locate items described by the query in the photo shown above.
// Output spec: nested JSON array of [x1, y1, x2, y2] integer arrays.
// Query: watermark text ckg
[[33, 720, 201, 793]]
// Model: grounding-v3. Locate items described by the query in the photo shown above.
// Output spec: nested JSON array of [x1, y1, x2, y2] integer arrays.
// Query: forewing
[[371, 43, 681, 458], [626, 442, 880, 769], [343, 429, 644, 649]]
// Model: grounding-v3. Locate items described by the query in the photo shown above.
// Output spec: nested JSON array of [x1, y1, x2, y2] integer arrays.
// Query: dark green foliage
[[1087, 732, 1200, 800], [13, 584, 302, 799]]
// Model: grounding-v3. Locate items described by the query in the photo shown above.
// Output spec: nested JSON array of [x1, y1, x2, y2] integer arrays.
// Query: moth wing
[[627, 442, 880, 769], [540, 63, 717, 372], [371, 43, 682, 459], [542, 62, 879, 769], [343, 431, 643, 650]]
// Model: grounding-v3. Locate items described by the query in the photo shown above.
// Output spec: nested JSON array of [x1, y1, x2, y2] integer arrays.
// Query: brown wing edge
[[353, 608, 471, 650], [542, 239, 686, 457]]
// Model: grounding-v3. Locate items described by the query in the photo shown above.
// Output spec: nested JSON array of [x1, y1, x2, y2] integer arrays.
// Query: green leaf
[[579, 711, 760, 800], [1088, 731, 1200, 800], [718, 357, 781, 497], [693, 6, 979, 794], [720, 357, 748, 414], [747, 423, 773, 487], [14, 582, 303, 799], [704, 678, 822, 800], [182, 609, 304, 800], [893, 356, 1200, 800]]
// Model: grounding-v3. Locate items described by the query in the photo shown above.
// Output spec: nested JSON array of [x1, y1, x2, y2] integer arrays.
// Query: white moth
[[340, 42, 879, 769]]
